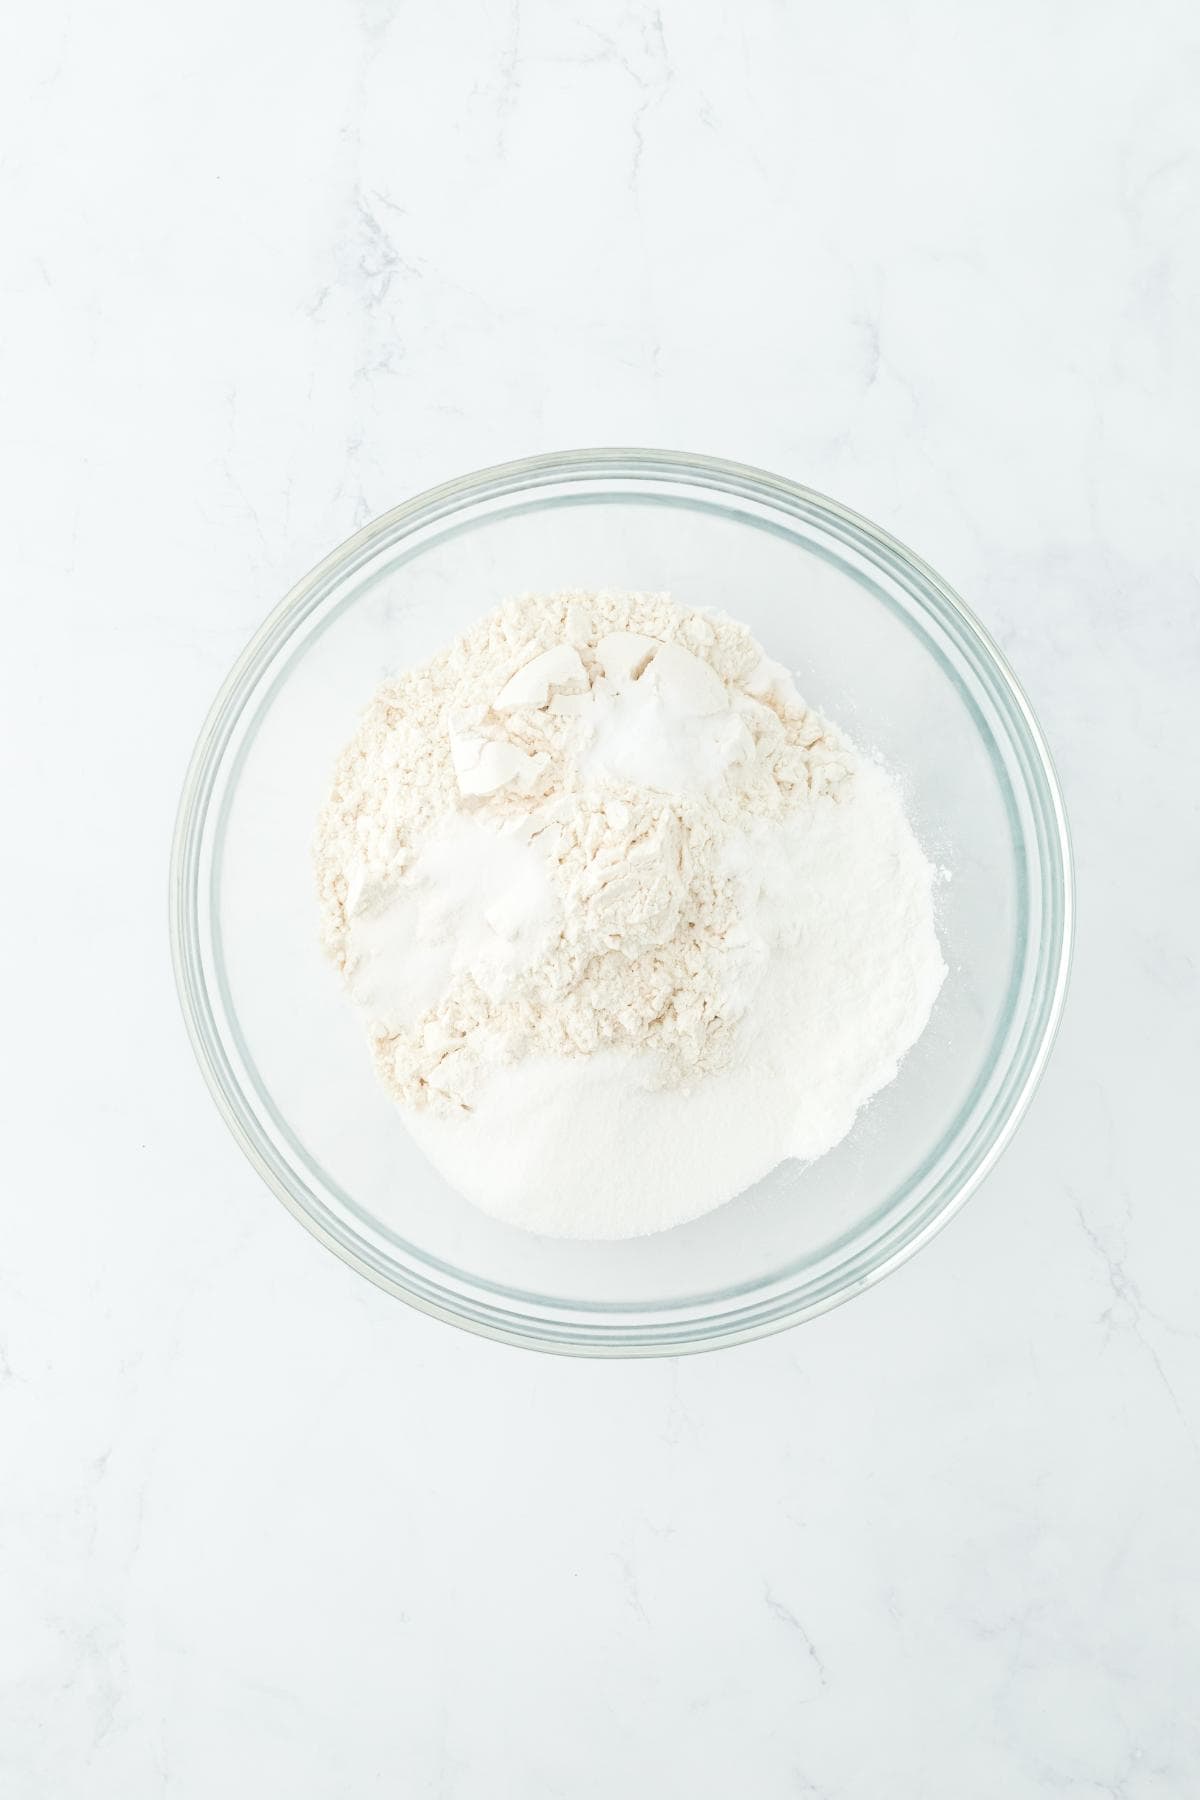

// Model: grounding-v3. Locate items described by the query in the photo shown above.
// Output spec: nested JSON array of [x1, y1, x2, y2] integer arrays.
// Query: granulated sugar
[[315, 589, 945, 1239]]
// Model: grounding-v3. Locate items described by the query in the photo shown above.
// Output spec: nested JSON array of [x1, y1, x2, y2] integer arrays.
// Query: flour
[[315, 589, 946, 1239]]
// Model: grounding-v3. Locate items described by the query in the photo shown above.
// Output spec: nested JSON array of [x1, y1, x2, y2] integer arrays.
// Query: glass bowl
[[171, 449, 1073, 1355]]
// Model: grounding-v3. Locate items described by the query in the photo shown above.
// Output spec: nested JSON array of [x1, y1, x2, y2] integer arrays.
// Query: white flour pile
[[316, 589, 945, 1239]]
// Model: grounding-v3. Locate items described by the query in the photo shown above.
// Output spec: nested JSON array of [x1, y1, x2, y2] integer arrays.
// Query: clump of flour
[[315, 589, 945, 1239]]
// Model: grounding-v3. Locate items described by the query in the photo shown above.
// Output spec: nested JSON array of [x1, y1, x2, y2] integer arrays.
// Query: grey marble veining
[[2, 1, 1198, 1795]]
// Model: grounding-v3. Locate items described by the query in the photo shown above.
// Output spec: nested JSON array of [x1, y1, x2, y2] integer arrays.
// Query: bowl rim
[[170, 446, 1075, 1356]]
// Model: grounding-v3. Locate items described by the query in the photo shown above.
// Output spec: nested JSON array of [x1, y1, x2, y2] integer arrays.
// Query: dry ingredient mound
[[315, 589, 946, 1240]]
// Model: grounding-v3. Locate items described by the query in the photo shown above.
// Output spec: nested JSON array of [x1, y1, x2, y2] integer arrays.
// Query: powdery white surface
[[317, 590, 945, 1237], [407, 767, 945, 1236], [345, 816, 559, 1024]]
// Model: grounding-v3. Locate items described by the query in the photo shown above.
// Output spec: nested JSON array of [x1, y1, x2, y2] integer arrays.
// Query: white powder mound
[[315, 589, 946, 1240]]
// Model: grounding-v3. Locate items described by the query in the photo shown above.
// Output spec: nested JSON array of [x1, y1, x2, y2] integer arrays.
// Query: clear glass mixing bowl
[[171, 449, 1073, 1355]]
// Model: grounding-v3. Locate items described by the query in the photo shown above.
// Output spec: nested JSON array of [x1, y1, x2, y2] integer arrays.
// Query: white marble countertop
[[4, 2, 1199, 1794]]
